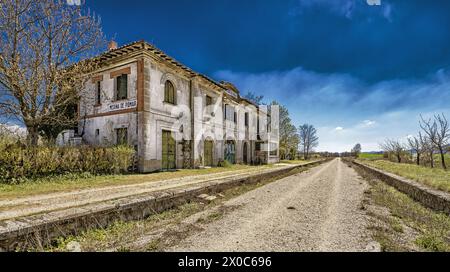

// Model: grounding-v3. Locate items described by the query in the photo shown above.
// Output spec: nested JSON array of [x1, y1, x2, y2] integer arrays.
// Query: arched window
[[164, 81, 176, 104]]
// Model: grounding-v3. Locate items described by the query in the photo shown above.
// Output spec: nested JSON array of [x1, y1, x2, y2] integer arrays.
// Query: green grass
[[358, 160, 450, 193], [0, 164, 269, 200], [353, 164, 450, 252], [433, 154, 450, 169], [358, 153, 384, 160]]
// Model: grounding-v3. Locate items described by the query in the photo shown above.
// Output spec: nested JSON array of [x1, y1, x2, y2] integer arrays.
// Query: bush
[[217, 159, 232, 168], [0, 142, 135, 184]]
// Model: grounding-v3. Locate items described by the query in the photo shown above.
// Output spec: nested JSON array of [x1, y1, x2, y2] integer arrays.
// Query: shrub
[[217, 159, 232, 168], [0, 141, 135, 184]]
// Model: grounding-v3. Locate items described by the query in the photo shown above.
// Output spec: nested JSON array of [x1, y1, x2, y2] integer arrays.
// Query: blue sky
[[88, 0, 450, 152]]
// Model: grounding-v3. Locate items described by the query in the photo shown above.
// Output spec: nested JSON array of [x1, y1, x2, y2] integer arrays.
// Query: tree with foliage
[[0, 0, 105, 145], [298, 124, 319, 160], [351, 143, 362, 157], [271, 101, 299, 160]]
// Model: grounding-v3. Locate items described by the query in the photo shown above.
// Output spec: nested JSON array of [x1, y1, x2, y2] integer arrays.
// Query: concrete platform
[[0, 161, 325, 251]]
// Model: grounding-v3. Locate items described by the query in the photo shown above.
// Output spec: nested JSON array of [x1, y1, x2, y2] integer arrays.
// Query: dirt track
[[169, 158, 374, 252]]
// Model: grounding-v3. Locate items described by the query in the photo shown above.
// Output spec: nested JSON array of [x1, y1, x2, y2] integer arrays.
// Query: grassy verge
[[352, 163, 450, 252], [358, 159, 450, 193], [44, 166, 312, 252], [0, 164, 270, 200], [358, 153, 384, 160]]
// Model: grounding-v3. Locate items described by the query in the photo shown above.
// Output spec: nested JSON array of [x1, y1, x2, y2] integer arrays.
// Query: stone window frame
[[164, 80, 176, 105], [91, 75, 103, 106], [110, 67, 131, 102], [115, 127, 128, 146]]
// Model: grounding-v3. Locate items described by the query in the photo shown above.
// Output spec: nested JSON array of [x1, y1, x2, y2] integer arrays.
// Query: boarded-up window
[[116, 128, 128, 145], [116, 74, 128, 100], [164, 81, 176, 104], [96, 81, 101, 105]]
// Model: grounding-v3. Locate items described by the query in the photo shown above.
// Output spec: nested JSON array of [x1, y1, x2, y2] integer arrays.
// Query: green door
[[204, 140, 214, 167], [162, 130, 176, 170]]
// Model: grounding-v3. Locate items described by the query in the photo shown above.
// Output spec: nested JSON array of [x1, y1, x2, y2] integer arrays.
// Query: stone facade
[[78, 41, 279, 172]]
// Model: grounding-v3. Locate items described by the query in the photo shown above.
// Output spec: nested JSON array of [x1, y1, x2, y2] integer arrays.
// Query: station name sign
[[108, 99, 137, 112]]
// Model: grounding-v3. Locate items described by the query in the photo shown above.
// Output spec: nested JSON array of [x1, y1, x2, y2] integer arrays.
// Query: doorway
[[204, 140, 214, 167], [162, 130, 176, 170], [224, 140, 236, 164], [243, 142, 248, 164]]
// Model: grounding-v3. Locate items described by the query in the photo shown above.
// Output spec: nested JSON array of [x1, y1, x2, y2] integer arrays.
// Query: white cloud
[[335, 127, 344, 131], [360, 120, 376, 128], [214, 67, 450, 153]]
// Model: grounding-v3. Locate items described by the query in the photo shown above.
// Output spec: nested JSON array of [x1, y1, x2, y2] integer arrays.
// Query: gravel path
[[169, 158, 373, 252]]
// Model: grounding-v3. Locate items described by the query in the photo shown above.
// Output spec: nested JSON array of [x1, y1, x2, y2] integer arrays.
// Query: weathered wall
[[80, 61, 139, 147], [78, 51, 276, 172]]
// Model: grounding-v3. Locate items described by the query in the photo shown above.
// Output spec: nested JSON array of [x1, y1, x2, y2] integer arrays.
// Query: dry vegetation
[[352, 163, 450, 252], [358, 159, 450, 193]]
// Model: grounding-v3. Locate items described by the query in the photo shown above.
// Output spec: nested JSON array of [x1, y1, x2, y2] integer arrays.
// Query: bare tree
[[380, 139, 404, 163], [407, 135, 422, 166], [419, 133, 435, 168], [420, 114, 450, 170], [0, 0, 105, 145], [298, 124, 319, 160]]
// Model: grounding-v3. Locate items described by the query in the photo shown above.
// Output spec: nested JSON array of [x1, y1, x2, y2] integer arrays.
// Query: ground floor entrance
[[162, 130, 176, 170], [224, 140, 236, 164], [243, 142, 248, 164], [204, 140, 214, 167]]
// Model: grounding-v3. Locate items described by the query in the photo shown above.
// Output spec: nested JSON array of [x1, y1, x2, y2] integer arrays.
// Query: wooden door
[[162, 130, 176, 170], [204, 140, 214, 167]]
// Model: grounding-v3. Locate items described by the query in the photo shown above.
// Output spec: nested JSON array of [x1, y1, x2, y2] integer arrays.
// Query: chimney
[[108, 40, 118, 51]]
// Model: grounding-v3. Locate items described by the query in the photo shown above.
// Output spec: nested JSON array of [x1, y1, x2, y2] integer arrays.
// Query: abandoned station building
[[77, 40, 279, 172]]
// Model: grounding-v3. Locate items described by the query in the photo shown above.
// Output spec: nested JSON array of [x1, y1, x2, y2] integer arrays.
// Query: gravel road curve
[[169, 158, 373, 252]]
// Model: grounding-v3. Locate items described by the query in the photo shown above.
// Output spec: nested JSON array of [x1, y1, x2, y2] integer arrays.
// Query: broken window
[[164, 80, 176, 104], [116, 74, 128, 100], [96, 81, 101, 105]]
